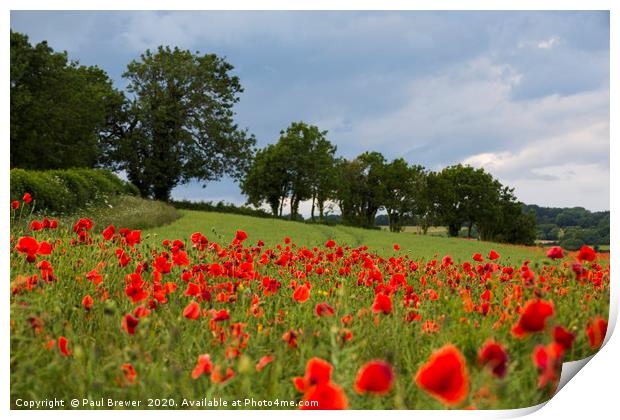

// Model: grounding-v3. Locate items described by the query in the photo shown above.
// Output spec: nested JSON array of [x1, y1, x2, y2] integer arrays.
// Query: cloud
[[10, 11, 610, 212], [537, 36, 561, 49]]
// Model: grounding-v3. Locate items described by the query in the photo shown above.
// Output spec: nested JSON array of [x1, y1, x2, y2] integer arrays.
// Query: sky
[[10, 11, 610, 213]]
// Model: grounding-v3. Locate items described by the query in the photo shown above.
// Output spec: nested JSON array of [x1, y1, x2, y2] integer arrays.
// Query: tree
[[478, 187, 537, 245], [382, 159, 427, 232], [336, 152, 387, 228], [277, 122, 336, 220], [431, 165, 501, 237], [101, 46, 255, 201], [11, 31, 124, 169], [240, 143, 290, 216], [241, 122, 337, 220], [308, 133, 337, 222]]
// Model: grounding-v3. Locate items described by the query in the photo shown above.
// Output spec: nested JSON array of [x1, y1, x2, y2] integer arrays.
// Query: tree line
[[11, 31, 255, 201], [525, 205, 610, 250], [241, 122, 537, 244], [11, 31, 537, 244]]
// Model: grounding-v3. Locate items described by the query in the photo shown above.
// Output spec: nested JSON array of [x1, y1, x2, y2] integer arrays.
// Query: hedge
[[10, 168, 139, 214], [171, 199, 274, 219]]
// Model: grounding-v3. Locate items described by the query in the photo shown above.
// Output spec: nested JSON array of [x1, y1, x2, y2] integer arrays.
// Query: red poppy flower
[[325, 240, 336, 248], [82, 295, 93, 311], [283, 330, 300, 349], [256, 355, 274, 372], [586, 317, 607, 349], [393, 244, 400, 251], [29, 220, 43, 231], [212, 309, 230, 322], [415, 344, 469, 406], [488, 250, 500, 260], [211, 365, 235, 383], [294, 358, 333, 392], [38, 241, 52, 255], [11, 200, 19, 209], [577, 245, 596, 262], [372, 292, 392, 314], [315, 302, 335, 317], [533, 343, 563, 388], [102, 225, 115, 240], [15, 236, 39, 262], [294, 358, 348, 410], [552, 326, 575, 351], [235, 230, 248, 242], [191, 354, 213, 379], [546, 246, 564, 259], [511, 299, 554, 338], [58, 336, 71, 357], [293, 285, 310, 303], [472, 253, 483, 262], [354, 360, 394, 395], [121, 314, 139, 335], [22, 193, 32, 203], [121, 363, 137, 384], [183, 301, 201, 320], [172, 250, 190, 266], [477, 340, 508, 378], [300, 382, 348, 410]]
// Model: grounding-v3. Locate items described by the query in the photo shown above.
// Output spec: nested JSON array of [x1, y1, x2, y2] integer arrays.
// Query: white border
[[3, 2, 616, 419]]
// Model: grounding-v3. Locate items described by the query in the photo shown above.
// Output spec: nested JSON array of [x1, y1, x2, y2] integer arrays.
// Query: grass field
[[10, 207, 609, 410], [148, 210, 544, 262]]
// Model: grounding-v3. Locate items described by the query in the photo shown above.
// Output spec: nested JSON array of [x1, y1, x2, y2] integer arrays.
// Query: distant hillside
[[524, 204, 609, 250], [375, 204, 609, 251]]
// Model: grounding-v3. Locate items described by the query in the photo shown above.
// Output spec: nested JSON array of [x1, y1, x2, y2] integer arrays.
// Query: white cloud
[[322, 56, 609, 209], [537, 36, 561, 49]]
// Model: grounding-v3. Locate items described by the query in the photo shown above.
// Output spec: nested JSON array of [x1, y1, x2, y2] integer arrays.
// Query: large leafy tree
[[101, 46, 255, 201], [431, 164, 502, 237], [11, 31, 124, 169], [240, 143, 290, 216], [478, 187, 537, 245], [277, 122, 336, 220], [241, 122, 337, 220], [336, 152, 387, 228], [382, 159, 426, 232]]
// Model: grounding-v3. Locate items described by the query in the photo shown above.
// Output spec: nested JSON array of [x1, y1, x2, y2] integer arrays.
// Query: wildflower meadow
[[10, 194, 609, 410]]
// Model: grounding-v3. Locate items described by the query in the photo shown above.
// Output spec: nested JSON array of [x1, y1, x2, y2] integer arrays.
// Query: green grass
[[146, 210, 544, 262], [12, 195, 181, 233], [10, 208, 609, 410]]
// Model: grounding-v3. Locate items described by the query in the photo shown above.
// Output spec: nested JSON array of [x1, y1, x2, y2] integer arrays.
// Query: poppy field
[[10, 198, 610, 410]]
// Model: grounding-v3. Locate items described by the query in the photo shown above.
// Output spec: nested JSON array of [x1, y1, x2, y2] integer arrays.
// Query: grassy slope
[[10, 208, 608, 410], [146, 210, 544, 263]]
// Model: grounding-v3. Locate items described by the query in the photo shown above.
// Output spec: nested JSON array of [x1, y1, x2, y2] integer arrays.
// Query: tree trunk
[[153, 185, 171, 202], [318, 201, 325, 223], [310, 194, 316, 222]]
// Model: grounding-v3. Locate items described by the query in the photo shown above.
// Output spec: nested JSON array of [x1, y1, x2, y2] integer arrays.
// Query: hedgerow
[[10, 168, 138, 214]]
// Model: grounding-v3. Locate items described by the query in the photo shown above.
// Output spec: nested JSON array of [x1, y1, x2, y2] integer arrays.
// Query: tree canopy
[[241, 122, 337, 220], [10, 31, 124, 170], [100, 46, 256, 200]]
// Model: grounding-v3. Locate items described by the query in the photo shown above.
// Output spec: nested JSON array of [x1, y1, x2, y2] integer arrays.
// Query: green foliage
[[336, 152, 387, 229], [241, 122, 337, 220], [10, 168, 138, 214], [10, 31, 125, 170], [171, 200, 274, 219], [10, 208, 609, 409], [241, 143, 291, 217], [525, 204, 609, 248], [382, 159, 426, 232], [101, 46, 256, 201], [431, 165, 501, 238]]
